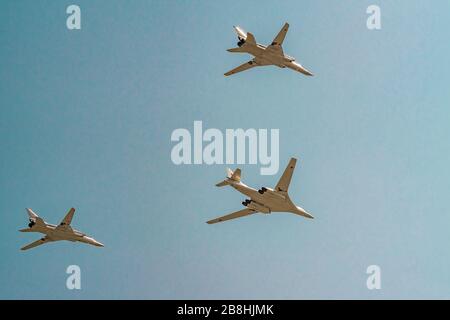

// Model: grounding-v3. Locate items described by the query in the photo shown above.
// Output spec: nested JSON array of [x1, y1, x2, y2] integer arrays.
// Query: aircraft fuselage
[[27, 223, 103, 246], [238, 42, 313, 76], [228, 180, 312, 218], [240, 44, 292, 68]]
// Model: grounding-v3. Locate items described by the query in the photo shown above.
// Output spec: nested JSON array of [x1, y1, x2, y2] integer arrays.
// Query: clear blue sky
[[1, 0, 450, 299]]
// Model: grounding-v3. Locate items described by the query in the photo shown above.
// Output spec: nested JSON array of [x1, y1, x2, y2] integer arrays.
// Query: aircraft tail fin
[[25, 208, 46, 227], [245, 32, 257, 46], [216, 168, 241, 187], [230, 168, 241, 182], [26, 208, 39, 220], [229, 26, 256, 50]]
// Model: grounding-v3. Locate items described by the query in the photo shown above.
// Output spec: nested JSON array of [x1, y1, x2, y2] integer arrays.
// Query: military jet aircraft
[[19, 208, 104, 250], [207, 158, 313, 224], [224, 23, 313, 76]]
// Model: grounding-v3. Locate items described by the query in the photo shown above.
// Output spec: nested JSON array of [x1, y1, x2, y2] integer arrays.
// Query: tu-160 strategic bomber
[[224, 23, 314, 76], [19, 208, 104, 250], [207, 158, 313, 224]]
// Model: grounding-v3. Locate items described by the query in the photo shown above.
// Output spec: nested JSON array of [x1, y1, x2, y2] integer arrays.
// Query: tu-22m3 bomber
[[225, 23, 313, 77], [19, 208, 104, 250]]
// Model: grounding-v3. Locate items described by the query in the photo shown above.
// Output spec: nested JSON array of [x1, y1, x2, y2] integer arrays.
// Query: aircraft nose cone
[[95, 241, 104, 247], [297, 206, 314, 219], [305, 212, 314, 219], [85, 236, 104, 247]]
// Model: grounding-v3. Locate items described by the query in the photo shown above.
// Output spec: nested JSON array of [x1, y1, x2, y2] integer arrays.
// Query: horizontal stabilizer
[[216, 168, 241, 187], [227, 47, 246, 53], [216, 180, 229, 187]]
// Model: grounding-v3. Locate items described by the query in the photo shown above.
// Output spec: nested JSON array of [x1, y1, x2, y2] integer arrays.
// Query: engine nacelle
[[258, 187, 286, 200], [245, 200, 271, 214], [237, 38, 246, 47], [28, 219, 36, 228]]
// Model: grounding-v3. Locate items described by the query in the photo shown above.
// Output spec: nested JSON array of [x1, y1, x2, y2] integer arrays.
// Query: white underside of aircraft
[[224, 23, 314, 77], [207, 157, 313, 224], [19, 208, 104, 250]]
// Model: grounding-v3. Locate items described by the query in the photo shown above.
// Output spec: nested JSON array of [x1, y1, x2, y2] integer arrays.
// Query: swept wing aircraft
[[19, 208, 104, 250], [207, 158, 313, 224], [225, 23, 313, 76]]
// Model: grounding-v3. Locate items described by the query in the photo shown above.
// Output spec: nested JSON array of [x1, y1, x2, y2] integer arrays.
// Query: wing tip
[[289, 157, 298, 167]]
